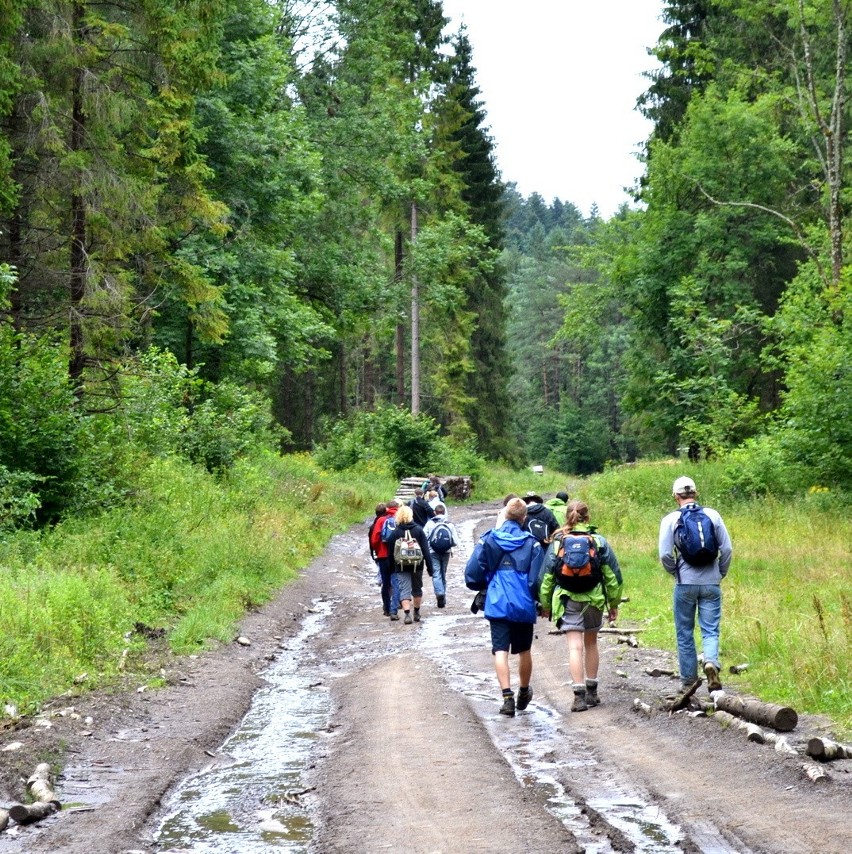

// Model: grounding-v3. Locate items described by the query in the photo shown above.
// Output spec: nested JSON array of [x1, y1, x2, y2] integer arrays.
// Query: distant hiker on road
[[422, 474, 446, 502], [423, 503, 458, 608], [539, 500, 623, 711], [544, 490, 570, 526], [465, 497, 544, 717], [386, 505, 432, 624], [659, 476, 732, 693], [409, 487, 436, 527], [376, 500, 402, 618], [368, 503, 390, 616], [521, 491, 559, 548], [495, 493, 518, 527]]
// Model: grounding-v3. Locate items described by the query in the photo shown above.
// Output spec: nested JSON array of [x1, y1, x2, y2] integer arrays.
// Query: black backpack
[[526, 515, 550, 545], [675, 504, 719, 566], [428, 521, 454, 554], [554, 532, 603, 593]]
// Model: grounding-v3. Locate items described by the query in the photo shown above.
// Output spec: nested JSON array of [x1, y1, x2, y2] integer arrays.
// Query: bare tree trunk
[[68, 2, 87, 389], [799, 0, 847, 284], [410, 202, 420, 415], [395, 230, 405, 403]]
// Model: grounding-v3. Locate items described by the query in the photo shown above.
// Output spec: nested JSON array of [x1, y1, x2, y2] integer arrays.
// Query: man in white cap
[[659, 476, 733, 693]]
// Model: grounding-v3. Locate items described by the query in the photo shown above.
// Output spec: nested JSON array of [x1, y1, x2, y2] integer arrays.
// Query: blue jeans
[[673, 584, 722, 684], [430, 551, 450, 598], [378, 558, 400, 613]]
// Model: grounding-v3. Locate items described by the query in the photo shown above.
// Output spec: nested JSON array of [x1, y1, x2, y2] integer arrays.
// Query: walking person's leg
[[490, 620, 516, 716], [697, 585, 723, 690], [412, 565, 424, 620], [673, 585, 700, 687], [430, 552, 445, 603]]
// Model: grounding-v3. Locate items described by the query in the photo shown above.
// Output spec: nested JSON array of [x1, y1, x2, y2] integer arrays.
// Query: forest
[[1, 0, 850, 532]]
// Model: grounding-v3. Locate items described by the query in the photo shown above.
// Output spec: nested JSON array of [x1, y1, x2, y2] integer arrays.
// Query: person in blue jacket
[[465, 497, 544, 717]]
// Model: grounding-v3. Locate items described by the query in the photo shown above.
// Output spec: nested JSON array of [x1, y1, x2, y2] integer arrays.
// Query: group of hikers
[[367, 475, 460, 624], [368, 475, 733, 717]]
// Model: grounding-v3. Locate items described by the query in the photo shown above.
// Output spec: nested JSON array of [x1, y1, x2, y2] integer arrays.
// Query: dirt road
[[0, 501, 850, 853]]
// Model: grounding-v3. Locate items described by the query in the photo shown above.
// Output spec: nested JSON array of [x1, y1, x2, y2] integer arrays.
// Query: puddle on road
[[153, 601, 333, 853], [150, 512, 701, 854], [419, 611, 686, 853]]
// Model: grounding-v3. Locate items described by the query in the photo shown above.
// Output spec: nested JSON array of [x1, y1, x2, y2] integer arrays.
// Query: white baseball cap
[[672, 476, 697, 496]]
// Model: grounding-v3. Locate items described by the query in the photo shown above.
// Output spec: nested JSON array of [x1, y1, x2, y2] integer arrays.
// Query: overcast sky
[[440, 0, 665, 218]]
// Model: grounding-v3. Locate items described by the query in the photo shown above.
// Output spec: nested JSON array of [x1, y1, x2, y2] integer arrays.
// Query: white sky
[[440, 0, 665, 219]]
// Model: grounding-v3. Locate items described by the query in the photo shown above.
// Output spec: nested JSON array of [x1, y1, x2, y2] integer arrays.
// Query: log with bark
[[616, 634, 639, 648], [0, 808, 8, 832], [713, 710, 765, 743], [802, 762, 829, 784], [8, 801, 60, 825], [806, 737, 852, 761], [713, 692, 798, 732], [26, 762, 57, 804], [632, 698, 653, 716], [763, 732, 799, 756], [667, 678, 701, 712]]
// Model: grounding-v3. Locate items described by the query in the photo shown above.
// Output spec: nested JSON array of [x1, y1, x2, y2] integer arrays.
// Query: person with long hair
[[539, 500, 623, 711]]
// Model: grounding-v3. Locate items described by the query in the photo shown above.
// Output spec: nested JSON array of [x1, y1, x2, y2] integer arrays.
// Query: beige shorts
[[557, 598, 603, 632]]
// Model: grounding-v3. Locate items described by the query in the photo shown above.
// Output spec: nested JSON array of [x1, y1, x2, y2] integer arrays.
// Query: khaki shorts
[[557, 598, 603, 632]]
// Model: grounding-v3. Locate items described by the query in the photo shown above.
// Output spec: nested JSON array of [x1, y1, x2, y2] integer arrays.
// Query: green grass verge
[[1, 454, 848, 739]]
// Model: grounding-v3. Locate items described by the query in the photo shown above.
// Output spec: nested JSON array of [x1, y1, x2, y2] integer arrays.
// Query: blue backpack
[[380, 515, 397, 543], [428, 521, 454, 554], [675, 504, 719, 566]]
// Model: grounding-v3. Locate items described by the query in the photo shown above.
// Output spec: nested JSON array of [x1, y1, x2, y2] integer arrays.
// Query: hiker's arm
[[464, 542, 488, 590], [715, 515, 733, 576], [658, 517, 678, 574]]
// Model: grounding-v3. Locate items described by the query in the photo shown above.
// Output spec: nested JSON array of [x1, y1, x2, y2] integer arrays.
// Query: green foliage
[[0, 324, 81, 521], [316, 405, 441, 478], [0, 452, 392, 711]]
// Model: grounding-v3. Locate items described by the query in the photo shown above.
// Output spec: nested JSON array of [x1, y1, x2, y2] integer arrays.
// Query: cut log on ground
[[806, 737, 852, 761], [712, 710, 765, 743], [645, 667, 675, 677], [713, 693, 798, 732], [729, 663, 749, 674], [0, 808, 8, 832], [616, 635, 639, 648], [8, 800, 60, 825], [26, 762, 56, 804], [667, 678, 701, 712], [763, 732, 799, 756], [802, 762, 829, 784]]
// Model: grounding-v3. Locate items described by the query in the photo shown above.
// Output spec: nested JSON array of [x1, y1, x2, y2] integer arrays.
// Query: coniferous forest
[[1, 0, 850, 530]]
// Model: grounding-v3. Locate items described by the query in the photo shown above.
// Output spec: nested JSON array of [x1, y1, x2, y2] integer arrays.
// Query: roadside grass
[[0, 452, 396, 712], [1, 452, 848, 739], [576, 460, 852, 737]]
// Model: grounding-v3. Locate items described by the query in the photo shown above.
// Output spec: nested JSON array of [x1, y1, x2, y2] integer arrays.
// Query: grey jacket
[[658, 504, 732, 584]]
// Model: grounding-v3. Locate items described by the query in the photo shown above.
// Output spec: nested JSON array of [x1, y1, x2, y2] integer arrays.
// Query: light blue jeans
[[430, 551, 450, 598], [673, 584, 722, 684]]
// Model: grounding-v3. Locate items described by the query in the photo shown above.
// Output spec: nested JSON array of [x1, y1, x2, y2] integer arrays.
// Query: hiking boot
[[413, 608, 421, 622], [382, 609, 390, 617], [499, 694, 516, 717], [571, 688, 588, 712], [704, 661, 723, 692], [436, 594, 446, 608], [389, 611, 400, 621], [403, 612, 413, 624], [585, 681, 600, 707], [516, 687, 533, 711]]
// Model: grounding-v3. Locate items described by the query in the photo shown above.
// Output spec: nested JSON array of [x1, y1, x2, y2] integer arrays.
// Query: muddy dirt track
[[0, 501, 850, 853]]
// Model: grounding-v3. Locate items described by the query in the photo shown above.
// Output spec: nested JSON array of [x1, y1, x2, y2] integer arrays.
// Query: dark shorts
[[489, 619, 534, 655], [395, 566, 424, 600]]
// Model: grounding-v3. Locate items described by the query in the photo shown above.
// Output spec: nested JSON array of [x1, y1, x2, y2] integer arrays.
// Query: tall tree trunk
[[68, 3, 87, 389], [409, 202, 420, 414], [395, 229, 405, 403]]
